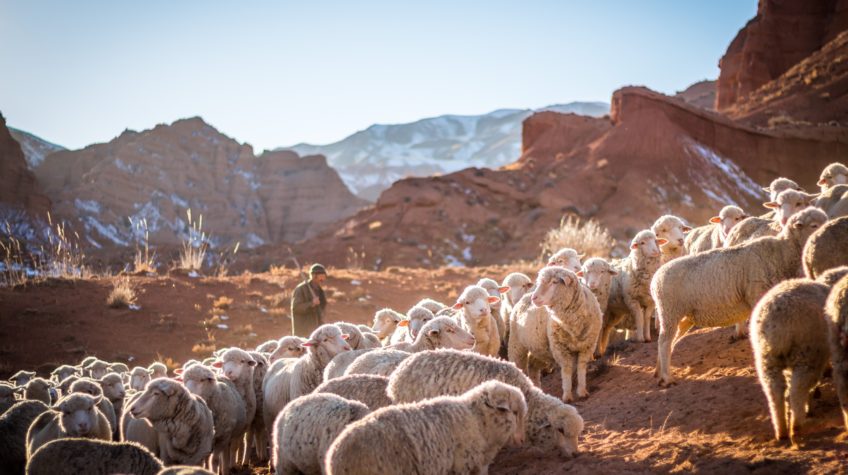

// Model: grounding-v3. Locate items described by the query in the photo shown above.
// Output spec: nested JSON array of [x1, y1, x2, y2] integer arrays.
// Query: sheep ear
[[497, 286, 510, 294], [575, 271, 584, 277], [763, 202, 778, 209], [762, 186, 772, 193], [682, 226, 692, 233], [709, 216, 721, 224], [174, 368, 184, 376], [452, 302, 463, 310], [341, 334, 350, 341], [630, 243, 639, 250], [656, 238, 669, 246], [397, 320, 409, 327], [211, 361, 223, 369], [578, 253, 586, 259], [247, 360, 256, 367], [301, 340, 317, 348], [487, 296, 500, 304], [608, 269, 619, 276], [817, 178, 828, 186]]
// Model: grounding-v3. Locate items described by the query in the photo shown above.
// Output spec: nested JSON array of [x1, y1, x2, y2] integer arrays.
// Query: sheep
[[826, 274, 848, 433], [262, 324, 351, 440], [600, 229, 667, 352], [818, 266, 848, 287], [370, 308, 404, 342], [69, 378, 118, 435], [477, 277, 510, 343], [127, 378, 214, 466], [56, 375, 78, 398], [268, 336, 307, 362], [180, 364, 247, 474], [214, 347, 256, 464], [323, 349, 373, 381], [749, 278, 832, 443], [273, 393, 370, 475], [110, 362, 130, 375], [803, 216, 848, 279], [24, 377, 53, 405], [652, 207, 829, 387], [763, 177, 803, 202], [724, 189, 817, 247], [652, 214, 692, 264], [50, 365, 79, 383], [336, 322, 380, 350], [246, 350, 270, 462], [452, 285, 501, 357], [815, 184, 848, 218], [415, 297, 448, 314], [398, 305, 436, 343], [0, 400, 49, 474], [389, 315, 476, 354], [26, 438, 163, 475], [818, 162, 848, 191], [360, 332, 382, 349], [388, 349, 584, 457], [131, 366, 154, 392], [0, 382, 21, 415], [85, 359, 111, 380], [157, 467, 215, 475], [344, 350, 411, 378], [508, 292, 556, 385], [531, 266, 602, 402], [327, 380, 526, 475], [10, 370, 36, 387], [98, 373, 126, 429], [121, 391, 159, 456], [547, 247, 583, 273], [498, 272, 534, 346], [685, 205, 748, 253], [149, 362, 168, 379], [314, 374, 393, 410], [27, 393, 112, 457], [578, 257, 618, 315]]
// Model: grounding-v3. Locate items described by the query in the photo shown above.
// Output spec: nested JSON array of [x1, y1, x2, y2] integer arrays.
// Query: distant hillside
[[281, 102, 609, 200], [9, 127, 65, 168]]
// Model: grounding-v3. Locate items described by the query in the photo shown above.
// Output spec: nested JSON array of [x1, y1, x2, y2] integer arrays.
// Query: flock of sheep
[[1, 162, 848, 474]]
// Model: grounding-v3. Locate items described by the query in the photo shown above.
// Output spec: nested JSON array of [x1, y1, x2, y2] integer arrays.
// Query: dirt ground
[[0, 266, 845, 474]]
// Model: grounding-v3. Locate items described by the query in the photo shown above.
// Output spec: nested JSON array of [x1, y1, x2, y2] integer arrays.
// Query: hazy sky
[[0, 1, 755, 151]]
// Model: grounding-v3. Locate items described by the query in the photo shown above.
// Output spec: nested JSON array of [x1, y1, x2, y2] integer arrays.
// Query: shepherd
[[290, 263, 328, 337]]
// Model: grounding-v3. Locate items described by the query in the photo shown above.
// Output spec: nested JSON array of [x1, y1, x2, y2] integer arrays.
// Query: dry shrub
[[213, 296, 233, 310], [178, 209, 208, 272], [107, 277, 136, 308], [540, 215, 615, 262], [264, 291, 291, 308]]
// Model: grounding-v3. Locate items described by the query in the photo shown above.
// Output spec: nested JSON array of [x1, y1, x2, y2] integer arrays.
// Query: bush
[[540, 215, 615, 263], [107, 277, 136, 308]]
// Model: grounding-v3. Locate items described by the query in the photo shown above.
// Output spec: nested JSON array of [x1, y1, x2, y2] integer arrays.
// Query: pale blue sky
[[0, 1, 755, 151]]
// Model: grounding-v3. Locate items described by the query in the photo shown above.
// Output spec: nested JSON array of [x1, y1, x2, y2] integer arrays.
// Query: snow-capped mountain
[[9, 127, 65, 168], [281, 102, 610, 200]]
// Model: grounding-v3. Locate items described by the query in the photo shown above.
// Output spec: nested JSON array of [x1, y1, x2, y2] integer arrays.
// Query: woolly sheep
[[27, 393, 112, 458], [314, 374, 393, 410], [360, 332, 382, 348], [498, 272, 534, 346], [98, 372, 126, 438], [750, 278, 831, 443], [273, 393, 370, 475], [578, 257, 618, 315], [0, 381, 21, 414], [547, 247, 583, 273], [180, 364, 247, 474], [0, 400, 49, 474], [24, 377, 53, 405], [50, 365, 79, 383], [371, 308, 404, 342], [323, 349, 373, 381], [85, 360, 111, 380], [336, 322, 380, 350], [269, 336, 308, 362], [69, 378, 117, 435], [814, 184, 848, 218], [818, 266, 848, 287], [818, 162, 848, 191], [110, 362, 130, 375], [26, 438, 163, 475], [415, 297, 448, 314], [452, 285, 501, 357], [121, 391, 159, 457], [652, 214, 692, 264], [246, 350, 271, 462], [389, 315, 476, 354], [344, 349, 411, 378], [149, 362, 168, 380], [477, 277, 510, 341], [56, 375, 78, 398], [508, 292, 556, 385], [157, 467, 215, 475], [398, 305, 437, 343], [531, 267, 602, 402], [130, 366, 153, 392], [803, 216, 848, 279], [262, 324, 352, 438], [11, 370, 36, 387], [652, 207, 829, 386], [215, 347, 256, 465], [724, 189, 816, 247], [685, 205, 748, 253], [600, 229, 666, 351], [328, 380, 526, 475], [256, 339, 280, 354], [388, 349, 584, 457], [127, 378, 214, 466], [763, 177, 803, 202], [826, 274, 848, 432]]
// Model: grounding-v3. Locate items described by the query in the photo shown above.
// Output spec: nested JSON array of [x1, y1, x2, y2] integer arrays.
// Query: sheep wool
[[0, 400, 49, 475], [314, 374, 393, 410], [803, 216, 848, 279], [26, 438, 163, 475], [825, 274, 848, 432]]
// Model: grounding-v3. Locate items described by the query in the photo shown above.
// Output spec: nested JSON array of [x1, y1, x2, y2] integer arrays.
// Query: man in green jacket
[[290, 264, 328, 337]]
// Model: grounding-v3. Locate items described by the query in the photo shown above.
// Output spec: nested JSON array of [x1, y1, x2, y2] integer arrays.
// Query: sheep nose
[[343, 345, 351, 351], [780, 217, 788, 226], [78, 423, 90, 433]]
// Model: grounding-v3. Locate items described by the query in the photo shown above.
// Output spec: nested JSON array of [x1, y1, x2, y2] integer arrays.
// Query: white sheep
[[121, 390, 159, 457], [343, 349, 411, 378], [148, 362, 168, 380], [268, 336, 307, 363], [389, 315, 476, 353], [214, 347, 256, 465], [388, 349, 584, 458], [578, 257, 618, 316], [531, 266, 602, 402], [452, 285, 501, 357], [246, 350, 270, 463], [763, 177, 803, 202], [336, 322, 381, 350], [370, 308, 405, 343], [130, 366, 153, 392], [180, 363, 247, 474], [724, 189, 816, 247], [273, 393, 370, 475], [508, 293, 555, 385], [69, 377, 118, 435], [127, 378, 214, 466], [314, 374, 393, 410], [547, 247, 583, 273], [323, 349, 373, 381], [262, 324, 351, 439], [685, 205, 748, 253], [750, 278, 831, 443], [818, 162, 848, 191], [498, 272, 534, 346], [415, 297, 448, 314], [256, 339, 280, 354], [50, 365, 79, 383], [803, 216, 848, 279], [26, 438, 163, 475], [0, 382, 20, 415], [10, 370, 36, 387], [477, 277, 510, 343], [651, 214, 692, 264], [85, 359, 111, 380], [652, 207, 829, 387], [0, 400, 49, 474], [24, 377, 53, 405], [27, 393, 112, 458], [825, 273, 848, 432], [388, 306, 436, 345], [327, 380, 526, 475], [157, 467, 216, 475], [99, 372, 126, 437]]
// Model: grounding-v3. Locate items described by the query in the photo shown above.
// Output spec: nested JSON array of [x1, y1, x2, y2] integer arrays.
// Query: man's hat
[[310, 263, 327, 276]]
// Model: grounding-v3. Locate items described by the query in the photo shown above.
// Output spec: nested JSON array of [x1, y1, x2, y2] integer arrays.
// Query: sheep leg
[[595, 321, 614, 359], [732, 320, 750, 341], [527, 356, 544, 387], [671, 318, 695, 350], [643, 303, 655, 342], [576, 351, 590, 399], [255, 428, 268, 461], [628, 301, 646, 343], [508, 336, 530, 378], [655, 311, 678, 386], [760, 365, 788, 440], [788, 367, 819, 445], [552, 349, 575, 403]]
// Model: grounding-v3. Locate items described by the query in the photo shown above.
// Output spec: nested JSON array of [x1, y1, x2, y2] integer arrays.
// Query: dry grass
[[265, 291, 292, 308], [130, 217, 156, 274], [540, 214, 615, 262], [346, 246, 368, 270], [212, 296, 233, 310], [177, 208, 209, 272], [107, 277, 137, 308]]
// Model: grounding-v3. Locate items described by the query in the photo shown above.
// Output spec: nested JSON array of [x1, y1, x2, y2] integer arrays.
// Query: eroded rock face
[[716, 0, 848, 110], [0, 113, 51, 221], [675, 80, 716, 110], [35, 117, 366, 248]]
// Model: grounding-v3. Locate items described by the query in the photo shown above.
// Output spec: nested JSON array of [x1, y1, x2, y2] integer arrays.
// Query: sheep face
[[651, 215, 691, 251], [764, 189, 818, 227], [130, 367, 153, 392], [477, 278, 509, 311], [99, 373, 126, 401], [782, 207, 828, 242], [527, 397, 584, 458], [0, 382, 20, 405], [405, 306, 435, 339], [578, 258, 617, 292], [148, 363, 168, 379], [502, 273, 533, 306], [51, 366, 78, 383], [336, 323, 364, 349], [27, 377, 52, 394], [453, 286, 498, 323], [218, 349, 257, 382], [423, 316, 476, 350], [763, 177, 802, 202], [818, 162, 848, 191], [10, 370, 35, 387], [181, 365, 217, 399], [303, 324, 352, 358], [255, 340, 280, 354], [630, 230, 665, 259], [473, 381, 527, 447], [371, 309, 403, 339], [547, 248, 583, 273], [86, 361, 110, 380], [531, 267, 579, 307], [269, 336, 307, 362], [129, 378, 181, 420], [710, 205, 747, 238], [57, 393, 102, 436]]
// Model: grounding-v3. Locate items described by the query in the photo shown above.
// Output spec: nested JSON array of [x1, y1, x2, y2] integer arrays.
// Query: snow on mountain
[[281, 102, 610, 201], [9, 127, 66, 169]]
